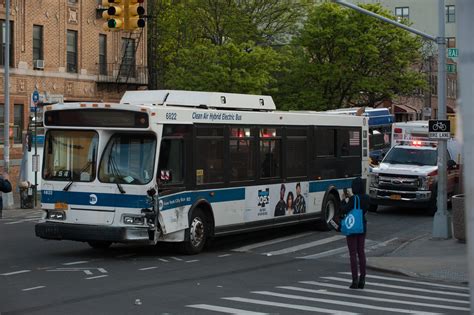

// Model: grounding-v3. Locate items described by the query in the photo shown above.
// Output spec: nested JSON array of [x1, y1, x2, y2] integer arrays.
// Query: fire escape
[[97, 29, 148, 92]]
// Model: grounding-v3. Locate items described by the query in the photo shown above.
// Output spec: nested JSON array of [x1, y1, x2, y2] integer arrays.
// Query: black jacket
[[340, 177, 369, 234]]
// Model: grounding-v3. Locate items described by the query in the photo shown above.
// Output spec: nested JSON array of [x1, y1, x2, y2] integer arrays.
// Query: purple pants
[[346, 234, 366, 279]]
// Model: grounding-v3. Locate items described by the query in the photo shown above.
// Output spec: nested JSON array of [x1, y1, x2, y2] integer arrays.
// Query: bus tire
[[369, 203, 378, 212], [87, 241, 112, 249], [181, 208, 207, 255], [316, 193, 337, 231]]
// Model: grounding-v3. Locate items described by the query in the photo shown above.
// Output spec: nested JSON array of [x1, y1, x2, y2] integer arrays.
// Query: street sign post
[[428, 119, 451, 139]]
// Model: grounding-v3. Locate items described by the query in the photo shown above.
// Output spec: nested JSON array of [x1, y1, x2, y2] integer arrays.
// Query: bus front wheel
[[181, 208, 207, 255]]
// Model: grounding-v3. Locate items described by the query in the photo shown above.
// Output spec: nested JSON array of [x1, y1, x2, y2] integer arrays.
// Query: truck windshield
[[98, 133, 156, 185], [383, 147, 437, 166], [43, 130, 98, 181]]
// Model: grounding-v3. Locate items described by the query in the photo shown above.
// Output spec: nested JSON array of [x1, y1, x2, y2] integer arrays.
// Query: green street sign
[[448, 48, 458, 58], [447, 64, 457, 73]]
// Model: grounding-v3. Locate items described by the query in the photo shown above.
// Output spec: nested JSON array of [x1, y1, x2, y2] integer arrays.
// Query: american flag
[[349, 131, 360, 146]]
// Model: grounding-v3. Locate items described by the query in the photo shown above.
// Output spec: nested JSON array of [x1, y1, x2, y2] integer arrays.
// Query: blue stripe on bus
[[41, 191, 150, 208], [160, 188, 245, 211], [308, 178, 353, 193]]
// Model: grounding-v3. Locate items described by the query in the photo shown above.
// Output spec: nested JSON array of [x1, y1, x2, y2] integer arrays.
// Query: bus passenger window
[[158, 139, 184, 186], [195, 125, 225, 184]]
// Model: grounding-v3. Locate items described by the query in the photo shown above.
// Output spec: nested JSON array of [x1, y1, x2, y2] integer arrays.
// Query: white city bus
[[35, 90, 369, 254]]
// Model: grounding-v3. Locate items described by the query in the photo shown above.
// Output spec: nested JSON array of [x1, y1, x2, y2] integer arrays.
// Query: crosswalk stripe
[[265, 235, 345, 256], [223, 297, 358, 315], [340, 272, 469, 291], [300, 281, 469, 305], [186, 304, 268, 314], [297, 240, 377, 259], [322, 277, 470, 297], [4, 218, 40, 225], [278, 286, 470, 312], [231, 232, 314, 252], [252, 291, 442, 314]]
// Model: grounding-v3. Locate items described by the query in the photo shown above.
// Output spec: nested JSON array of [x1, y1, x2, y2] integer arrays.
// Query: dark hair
[[286, 191, 294, 207], [351, 177, 365, 195], [296, 182, 301, 189]]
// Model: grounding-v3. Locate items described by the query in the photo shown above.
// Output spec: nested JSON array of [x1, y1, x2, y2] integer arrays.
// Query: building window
[[446, 5, 455, 23], [395, 7, 409, 22], [68, 0, 78, 5], [0, 20, 14, 67], [99, 34, 107, 75], [67, 30, 78, 73], [14, 104, 24, 144], [447, 37, 456, 48], [33, 25, 44, 63]]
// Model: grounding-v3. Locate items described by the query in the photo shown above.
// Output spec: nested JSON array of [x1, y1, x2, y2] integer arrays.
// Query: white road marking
[[252, 291, 442, 315], [1, 270, 31, 276], [186, 260, 199, 263], [223, 297, 358, 315], [301, 281, 469, 305], [265, 235, 345, 256], [297, 239, 379, 259], [5, 218, 40, 224], [139, 266, 158, 271], [171, 257, 183, 261], [85, 275, 108, 280], [339, 272, 469, 291], [159, 258, 169, 262], [231, 232, 314, 252], [322, 277, 470, 297], [187, 304, 268, 314], [63, 261, 89, 266], [279, 286, 470, 312], [98, 268, 107, 273], [218, 254, 232, 257], [22, 286, 45, 292]]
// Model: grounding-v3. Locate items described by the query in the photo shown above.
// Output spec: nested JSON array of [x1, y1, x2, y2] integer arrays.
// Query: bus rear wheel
[[316, 194, 337, 231], [181, 208, 207, 255], [87, 241, 112, 249]]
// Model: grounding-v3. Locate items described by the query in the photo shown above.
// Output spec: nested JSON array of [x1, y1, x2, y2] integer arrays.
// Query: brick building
[[0, 0, 147, 200]]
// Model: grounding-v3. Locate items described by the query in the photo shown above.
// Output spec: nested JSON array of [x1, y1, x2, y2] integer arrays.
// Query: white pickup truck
[[368, 143, 459, 215]]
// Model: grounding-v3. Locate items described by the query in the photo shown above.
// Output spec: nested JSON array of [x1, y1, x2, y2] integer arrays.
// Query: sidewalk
[[367, 233, 469, 284]]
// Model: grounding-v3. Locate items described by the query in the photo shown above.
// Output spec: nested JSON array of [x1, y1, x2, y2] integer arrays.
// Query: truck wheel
[[87, 241, 112, 249], [316, 194, 337, 231], [181, 208, 207, 255], [369, 203, 378, 212]]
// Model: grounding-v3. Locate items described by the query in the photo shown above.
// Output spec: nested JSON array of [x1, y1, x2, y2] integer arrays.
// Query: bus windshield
[[98, 133, 156, 185], [383, 147, 437, 166], [43, 130, 98, 181]]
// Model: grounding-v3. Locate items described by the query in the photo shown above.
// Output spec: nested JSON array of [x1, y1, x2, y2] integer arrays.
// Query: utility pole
[[457, 0, 474, 308], [333, 0, 451, 239], [1, 0, 12, 217]]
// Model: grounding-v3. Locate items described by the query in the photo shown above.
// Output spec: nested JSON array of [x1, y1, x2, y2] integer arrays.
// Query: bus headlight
[[123, 215, 145, 225], [369, 173, 379, 187], [47, 210, 66, 220]]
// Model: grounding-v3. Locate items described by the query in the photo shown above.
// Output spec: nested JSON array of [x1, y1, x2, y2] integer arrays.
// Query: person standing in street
[[339, 177, 369, 289], [0, 172, 12, 210]]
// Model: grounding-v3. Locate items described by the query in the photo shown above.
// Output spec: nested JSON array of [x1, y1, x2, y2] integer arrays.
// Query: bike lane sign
[[429, 119, 451, 139]]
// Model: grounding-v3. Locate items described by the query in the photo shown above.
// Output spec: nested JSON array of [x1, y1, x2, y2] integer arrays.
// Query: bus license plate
[[390, 194, 401, 200]]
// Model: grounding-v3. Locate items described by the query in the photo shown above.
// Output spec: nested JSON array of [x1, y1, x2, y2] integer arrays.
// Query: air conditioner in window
[[34, 59, 44, 70]]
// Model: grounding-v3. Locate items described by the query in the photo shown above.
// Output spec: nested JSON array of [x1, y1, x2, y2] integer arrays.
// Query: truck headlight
[[369, 173, 379, 187], [420, 171, 438, 191]]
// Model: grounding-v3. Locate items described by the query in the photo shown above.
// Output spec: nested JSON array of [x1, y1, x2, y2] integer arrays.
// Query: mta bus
[[35, 91, 369, 254], [324, 107, 393, 164]]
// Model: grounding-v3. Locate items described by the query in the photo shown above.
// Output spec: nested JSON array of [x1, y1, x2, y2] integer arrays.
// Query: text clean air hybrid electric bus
[[35, 90, 368, 254]]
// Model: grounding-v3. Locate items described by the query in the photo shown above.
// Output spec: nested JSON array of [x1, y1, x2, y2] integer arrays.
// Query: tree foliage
[[273, 3, 426, 110]]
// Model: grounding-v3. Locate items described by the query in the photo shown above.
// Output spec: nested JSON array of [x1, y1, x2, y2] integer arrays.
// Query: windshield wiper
[[109, 156, 126, 194], [63, 161, 93, 192]]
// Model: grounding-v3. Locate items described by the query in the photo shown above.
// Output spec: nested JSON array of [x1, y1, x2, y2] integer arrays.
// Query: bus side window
[[158, 138, 184, 187]]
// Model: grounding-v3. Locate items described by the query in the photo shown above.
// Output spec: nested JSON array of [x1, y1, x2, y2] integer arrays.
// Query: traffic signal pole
[[457, 0, 474, 308], [334, 0, 451, 239]]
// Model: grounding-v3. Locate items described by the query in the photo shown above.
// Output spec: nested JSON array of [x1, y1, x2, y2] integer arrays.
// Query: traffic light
[[102, 0, 125, 31], [124, 0, 146, 31]]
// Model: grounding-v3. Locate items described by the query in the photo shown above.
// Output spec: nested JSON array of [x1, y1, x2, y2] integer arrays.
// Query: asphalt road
[[0, 207, 468, 315]]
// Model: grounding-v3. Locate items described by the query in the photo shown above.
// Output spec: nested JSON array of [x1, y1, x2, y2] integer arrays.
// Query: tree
[[273, 3, 426, 110]]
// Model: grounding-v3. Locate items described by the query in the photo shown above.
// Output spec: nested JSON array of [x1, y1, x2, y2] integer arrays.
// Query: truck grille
[[378, 174, 420, 191]]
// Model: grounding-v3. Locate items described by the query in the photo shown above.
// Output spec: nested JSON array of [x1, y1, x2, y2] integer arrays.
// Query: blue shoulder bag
[[341, 195, 364, 236]]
